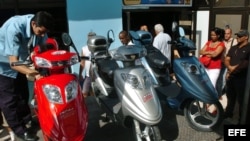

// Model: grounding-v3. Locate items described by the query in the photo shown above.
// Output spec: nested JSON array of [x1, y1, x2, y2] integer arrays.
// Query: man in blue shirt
[[0, 11, 54, 141]]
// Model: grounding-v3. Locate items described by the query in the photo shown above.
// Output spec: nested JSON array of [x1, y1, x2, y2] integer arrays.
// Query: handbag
[[199, 55, 211, 67]]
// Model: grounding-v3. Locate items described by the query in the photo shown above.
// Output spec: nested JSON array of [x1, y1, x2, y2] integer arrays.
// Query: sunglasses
[[237, 35, 245, 38]]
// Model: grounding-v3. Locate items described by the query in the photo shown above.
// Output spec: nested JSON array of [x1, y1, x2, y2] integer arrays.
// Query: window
[[215, 14, 242, 35]]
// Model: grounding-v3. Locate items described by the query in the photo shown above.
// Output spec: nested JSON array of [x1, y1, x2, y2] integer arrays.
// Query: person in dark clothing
[[224, 29, 250, 124], [0, 11, 54, 141]]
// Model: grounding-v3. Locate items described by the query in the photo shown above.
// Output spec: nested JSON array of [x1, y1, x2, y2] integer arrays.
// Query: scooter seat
[[96, 58, 119, 86], [145, 45, 170, 69]]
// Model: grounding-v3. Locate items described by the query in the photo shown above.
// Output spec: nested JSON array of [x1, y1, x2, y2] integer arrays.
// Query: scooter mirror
[[179, 27, 185, 37], [61, 32, 81, 62], [62, 33, 73, 47], [107, 29, 115, 45], [129, 30, 140, 40], [129, 30, 142, 46], [172, 21, 178, 32]]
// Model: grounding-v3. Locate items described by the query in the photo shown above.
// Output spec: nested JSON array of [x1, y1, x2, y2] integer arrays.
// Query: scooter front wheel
[[184, 100, 224, 132], [132, 119, 162, 141]]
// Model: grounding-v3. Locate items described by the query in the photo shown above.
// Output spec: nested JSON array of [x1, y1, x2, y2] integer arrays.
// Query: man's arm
[[79, 59, 85, 76], [9, 55, 39, 77], [199, 42, 212, 57], [210, 45, 224, 58], [79, 49, 85, 81], [224, 56, 238, 73], [230, 59, 248, 74]]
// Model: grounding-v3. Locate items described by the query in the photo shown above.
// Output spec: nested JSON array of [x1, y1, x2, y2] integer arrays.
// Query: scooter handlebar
[[80, 55, 110, 61], [80, 56, 90, 60], [168, 41, 177, 44], [11, 61, 32, 66]]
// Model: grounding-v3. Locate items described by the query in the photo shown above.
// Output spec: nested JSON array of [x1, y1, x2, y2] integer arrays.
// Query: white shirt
[[223, 37, 238, 57], [128, 40, 134, 45], [81, 45, 91, 77], [153, 32, 172, 63]]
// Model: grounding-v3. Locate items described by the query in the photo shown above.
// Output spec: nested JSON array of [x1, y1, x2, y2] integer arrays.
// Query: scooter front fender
[[114, 67, 162, 125], [173, 57, 219, 103], [34, 74, 88, 141]]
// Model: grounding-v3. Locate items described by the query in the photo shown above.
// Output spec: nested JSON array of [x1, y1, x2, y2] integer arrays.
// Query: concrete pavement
[[1, 94, 236, 141]]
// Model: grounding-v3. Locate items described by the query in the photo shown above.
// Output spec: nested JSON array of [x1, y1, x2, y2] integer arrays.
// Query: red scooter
[[12, 36, 88, 141]]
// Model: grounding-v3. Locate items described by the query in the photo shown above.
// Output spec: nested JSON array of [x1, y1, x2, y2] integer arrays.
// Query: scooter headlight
[[65, 80, 78, 103], [186, 64, 200, 75], [121, 73, 141, 89], [35, 57, 52, 68], [42, 84, 63, 104], [121, 71, 151, 89]]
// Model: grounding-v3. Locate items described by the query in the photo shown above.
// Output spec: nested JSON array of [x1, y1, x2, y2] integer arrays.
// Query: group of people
[[199, 26, 250, 124], [118, 24, 173, 62]]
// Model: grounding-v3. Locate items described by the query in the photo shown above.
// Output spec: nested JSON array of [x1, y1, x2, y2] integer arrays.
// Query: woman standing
[[200, 27, 225, 88]]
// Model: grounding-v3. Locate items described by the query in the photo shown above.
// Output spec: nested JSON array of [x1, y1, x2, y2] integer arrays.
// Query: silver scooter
[[86, 30, 163, 141]]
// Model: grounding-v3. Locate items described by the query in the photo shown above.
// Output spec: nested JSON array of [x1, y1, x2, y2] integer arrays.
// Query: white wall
[[66, 0, 123, 73], [196, 11, 210, 57]]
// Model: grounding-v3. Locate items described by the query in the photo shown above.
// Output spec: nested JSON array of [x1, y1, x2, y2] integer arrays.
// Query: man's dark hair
[[32, 11, 54, 31], [119, 30, 130, 39]]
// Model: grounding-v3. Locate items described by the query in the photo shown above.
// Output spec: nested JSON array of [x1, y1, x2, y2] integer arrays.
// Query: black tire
[[132, 119, 162, 141], [184, 100, 224, 132]]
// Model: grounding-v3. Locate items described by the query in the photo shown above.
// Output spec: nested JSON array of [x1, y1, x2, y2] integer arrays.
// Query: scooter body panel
[[34, 73, 88, 141], [114, 66, 162, 125], [172, 56, 219, 103]]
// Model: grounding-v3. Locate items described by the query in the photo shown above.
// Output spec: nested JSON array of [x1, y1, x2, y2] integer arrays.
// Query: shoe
[[15, 132, 38, 141], [223, 113, 233, 119]]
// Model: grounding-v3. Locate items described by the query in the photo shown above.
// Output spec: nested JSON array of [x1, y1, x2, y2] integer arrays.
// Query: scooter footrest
[[155, 83, 180, 98], [99, 96, 121, 114]]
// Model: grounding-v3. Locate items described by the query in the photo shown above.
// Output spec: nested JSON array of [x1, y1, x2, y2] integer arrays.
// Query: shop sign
[[123, 0, 192, 7]]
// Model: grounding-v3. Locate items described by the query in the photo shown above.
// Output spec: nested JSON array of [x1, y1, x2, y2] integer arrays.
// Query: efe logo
[[228, 129, 246, 136], [224, 125, 249, 139]]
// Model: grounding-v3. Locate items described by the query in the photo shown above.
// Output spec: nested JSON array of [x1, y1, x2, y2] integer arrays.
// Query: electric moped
[[64, 30, 163, 141], [12, 35, 88, 141], [129, 23, 224, 132]]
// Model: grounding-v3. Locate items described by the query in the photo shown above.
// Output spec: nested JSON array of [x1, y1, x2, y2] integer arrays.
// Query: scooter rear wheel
[[184, 100, 224, 132], [132, 119, 162, 141]]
